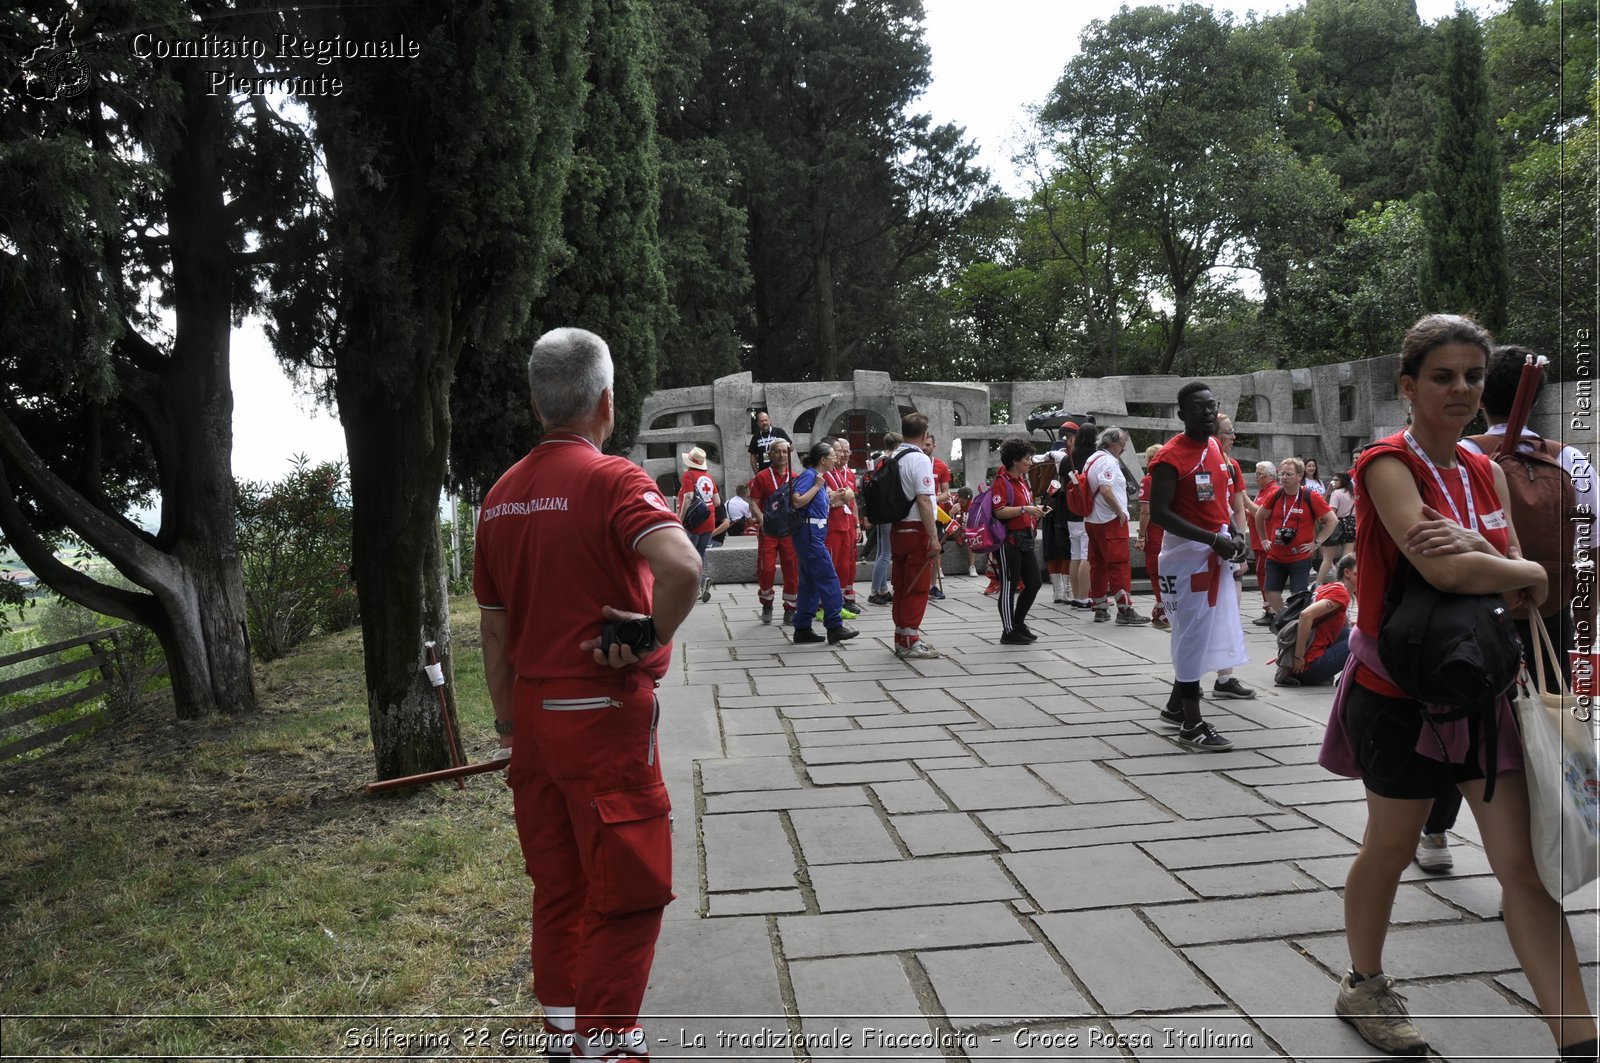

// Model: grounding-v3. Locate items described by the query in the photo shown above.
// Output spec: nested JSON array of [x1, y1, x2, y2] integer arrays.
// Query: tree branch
[[0, 457, 157, 625], [0, 404, 172, 590]]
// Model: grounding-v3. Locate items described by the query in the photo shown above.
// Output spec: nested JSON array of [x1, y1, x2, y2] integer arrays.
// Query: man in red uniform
[[928, 434, 953, 506], [748, 439, 799, 624], [1149, 382, 1249, 752], [475, 327, 702, 1062], [823, 437, 862, 614], [890, 413, 941, 658]]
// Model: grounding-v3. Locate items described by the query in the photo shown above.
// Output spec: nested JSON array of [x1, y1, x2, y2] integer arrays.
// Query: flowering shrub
[[236, 457, 356, 661]]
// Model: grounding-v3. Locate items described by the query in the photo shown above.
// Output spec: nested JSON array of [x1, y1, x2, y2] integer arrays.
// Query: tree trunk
[[0, 63, 257, 720], [811, 186, 840, 381], [338, 361, 462, 781]]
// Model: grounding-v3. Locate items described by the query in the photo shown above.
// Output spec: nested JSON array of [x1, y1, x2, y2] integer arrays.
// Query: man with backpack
[[748, 439, 799, 625], [1460, 344, 1595, 687], [862, 413, 941, 659]]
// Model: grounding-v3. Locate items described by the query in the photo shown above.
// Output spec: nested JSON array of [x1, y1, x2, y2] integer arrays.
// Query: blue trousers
[[1299, 624, 1350, 685], [793, 525, 844, 630], [871, 524, 891, 592]]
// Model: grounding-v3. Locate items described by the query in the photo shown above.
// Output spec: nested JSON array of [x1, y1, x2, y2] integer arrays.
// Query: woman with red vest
[[991, 437, 1048, 644], [1318, 314, 1594, 1059]]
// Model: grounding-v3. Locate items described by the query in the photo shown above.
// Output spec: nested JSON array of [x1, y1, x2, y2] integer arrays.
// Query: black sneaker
[[826, 626, 859, 644], [1069, 598, 1094, 609], [1000, 630, 1031, 645], [1158, 705, 1186, 727], [1015, 623, 1039, 642], [781, 610, 795, 627], [760, 604, 773, 625], [868, 592, 893, 606], [928, 587, 946, 600], [1252, 611, 1276, 627], [792, 627, 825, 644], [1178, 721, 1234, 752], [1211, 677, 1256, 700]]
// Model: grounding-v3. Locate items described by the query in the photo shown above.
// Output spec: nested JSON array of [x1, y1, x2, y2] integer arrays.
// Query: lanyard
[[1273, 488, 1296, 530], [1402, 431, 1476, 531]]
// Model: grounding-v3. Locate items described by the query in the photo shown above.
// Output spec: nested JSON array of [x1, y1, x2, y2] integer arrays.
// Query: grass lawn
[[0, 595, 548, 1058]]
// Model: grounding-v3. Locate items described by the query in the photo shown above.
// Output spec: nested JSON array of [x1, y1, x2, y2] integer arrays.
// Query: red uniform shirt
[[824, 467, 858, 531], [991, 470, 1035, 532], [1256, 483, 1332, 563], [1151, 433, 1232, 531], [1139, 473, 1165, 553], [748, 464, 794, 536], [473, 433, 683, 681], [1352, 432, 1510, 697], [932, 458, 952, 497], [678, 469, 717, 534], [1304, 581, 1351, 664]]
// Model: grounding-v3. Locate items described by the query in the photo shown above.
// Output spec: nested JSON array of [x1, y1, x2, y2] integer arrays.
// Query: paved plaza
[[638, 573, 1599, 1062]]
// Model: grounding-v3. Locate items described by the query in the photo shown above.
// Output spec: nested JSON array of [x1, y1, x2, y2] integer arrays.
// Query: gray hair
[[1254, 460, 1276, 477], [1096, 425, 1126, 449], [528, 328, 614, 426]]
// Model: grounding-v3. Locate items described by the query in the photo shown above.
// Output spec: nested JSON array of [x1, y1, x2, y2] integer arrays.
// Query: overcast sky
[[229, 0, 1501, 484]]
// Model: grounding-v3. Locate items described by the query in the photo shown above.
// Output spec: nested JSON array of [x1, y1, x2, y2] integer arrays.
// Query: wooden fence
[[0, 628, 138, 762]]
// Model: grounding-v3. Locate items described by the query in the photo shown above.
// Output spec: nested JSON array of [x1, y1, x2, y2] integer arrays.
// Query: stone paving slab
[[700, 755, 803, 793], [787, 954, 941, 1058], [1172, 863, 1323, 899], [1123, 772, 1285, 820], [999, 815, 1271, 853], [892, 812, 997, 856], [1029, 761, 1147, 803], [919, 943, 1092, 1030], [702, 811, 799, 893], [800, 737, 969, 765], [778, 902, 1032, 959], [977, 800, 1171, 837], [809, 854, 1020, 912], [790, 805, 903, 865], [1035, 909, 1219, 1015], [871, 778, 949, 814], [927, 765, 1066, 810], [703, 785, 869, 814], [805, 762, 921, 786], [1141, 827, 1356, 871], [1005, 843, 1193, 911]]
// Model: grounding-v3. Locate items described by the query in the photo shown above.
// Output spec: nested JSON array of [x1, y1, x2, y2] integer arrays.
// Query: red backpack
[[1064, 453, 1104, 518]]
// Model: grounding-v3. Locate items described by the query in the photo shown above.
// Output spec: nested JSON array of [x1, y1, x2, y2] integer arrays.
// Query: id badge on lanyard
[[1195, 472, 1214, 503]]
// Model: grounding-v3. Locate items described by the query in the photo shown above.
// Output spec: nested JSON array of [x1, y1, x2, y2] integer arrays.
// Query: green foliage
[[1039, 4, 1334, 372], [443, 499, 476, 597], [1280, 200, 1427, 363], [235, 459, 356, 662], [1419, 9, 1508, 332]]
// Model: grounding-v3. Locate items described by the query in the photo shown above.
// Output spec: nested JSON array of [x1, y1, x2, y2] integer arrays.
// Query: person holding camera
[[1253, 457, 1338, 621], [474, 327, 702, 1062]]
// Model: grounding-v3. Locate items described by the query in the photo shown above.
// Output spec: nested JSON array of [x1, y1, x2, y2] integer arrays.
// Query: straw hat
[[684, 447, 709, 470]]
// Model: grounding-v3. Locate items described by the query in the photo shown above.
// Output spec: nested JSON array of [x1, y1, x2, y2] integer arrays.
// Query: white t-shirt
[[1084, 450, 1127, 525], [893, 443, 936, 519], [726, 495, 751, 521]]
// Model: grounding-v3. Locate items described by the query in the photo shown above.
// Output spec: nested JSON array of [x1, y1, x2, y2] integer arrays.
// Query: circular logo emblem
[[643, 491, 672, 512]]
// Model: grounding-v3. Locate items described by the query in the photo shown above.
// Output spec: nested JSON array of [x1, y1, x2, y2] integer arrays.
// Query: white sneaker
[[967, 566, 978, 577], [896, 640, 941, 659], [1415, 833, 1453, 873]]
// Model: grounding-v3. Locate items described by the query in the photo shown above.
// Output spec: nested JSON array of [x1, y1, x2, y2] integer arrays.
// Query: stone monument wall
[[632, 357, 1587, 494]]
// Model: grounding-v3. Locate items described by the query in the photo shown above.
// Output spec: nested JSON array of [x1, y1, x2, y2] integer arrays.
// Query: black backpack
[[761, 481, 802, 537], [860, 450, 915, 524]]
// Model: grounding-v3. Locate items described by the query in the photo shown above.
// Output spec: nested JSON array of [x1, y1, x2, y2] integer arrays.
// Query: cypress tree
[[529, 0, 668, 454], [1419, 8, 1509, 332]]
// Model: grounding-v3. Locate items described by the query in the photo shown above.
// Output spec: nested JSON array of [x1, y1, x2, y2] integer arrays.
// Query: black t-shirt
[[749, 426, 792, 470]]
